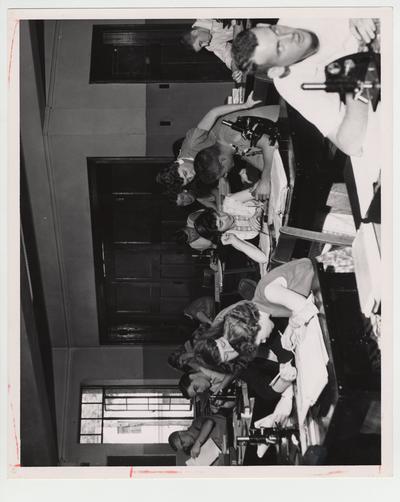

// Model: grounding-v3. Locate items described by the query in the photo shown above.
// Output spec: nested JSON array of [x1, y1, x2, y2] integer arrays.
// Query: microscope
[[301, 50, 381, 111], [221, 115, 280, 148], [236, 426, 299, 446]]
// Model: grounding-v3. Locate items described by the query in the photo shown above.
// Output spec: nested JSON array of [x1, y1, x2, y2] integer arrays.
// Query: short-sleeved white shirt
[[274, 18, 359, 138], [193, 19, 234, 69]]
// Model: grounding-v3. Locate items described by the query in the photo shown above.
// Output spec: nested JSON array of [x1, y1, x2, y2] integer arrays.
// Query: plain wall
[[22, 18, 232, 465], [60, 345, 179, 465]]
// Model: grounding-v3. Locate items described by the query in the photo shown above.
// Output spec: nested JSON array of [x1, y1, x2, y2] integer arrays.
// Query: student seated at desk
[[156, 92, 277, 202], [176, 180, 219, 210], [179, 366, 234, 399], [194, 185, 268, 264], [193, 115, 279, 202], [178, 352, 294, 418], [183, 295, 216, 327], [175, 209, 216, 252], [193, 258, 320, 373], [168, 414, 226, 460], [181, 18, 244, 83], [232, 19, 379, 156]]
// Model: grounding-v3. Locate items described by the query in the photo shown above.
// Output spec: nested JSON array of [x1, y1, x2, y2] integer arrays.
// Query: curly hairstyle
[[232, 30, 259, 73], [193, 301, 261, 375], [194, 144, 225, 185], [193, 208, 219, 241], [156, 162, 184, 199]]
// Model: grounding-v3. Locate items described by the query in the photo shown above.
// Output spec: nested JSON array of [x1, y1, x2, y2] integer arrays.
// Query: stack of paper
[[185, 438, 222, 466], [352, 222, 381, 317], [295, 316, 329, 425]]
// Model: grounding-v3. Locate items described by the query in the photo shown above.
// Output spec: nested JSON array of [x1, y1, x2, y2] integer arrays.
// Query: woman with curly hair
[[193, 258, 320, 376], [192, 300, 272, 377]]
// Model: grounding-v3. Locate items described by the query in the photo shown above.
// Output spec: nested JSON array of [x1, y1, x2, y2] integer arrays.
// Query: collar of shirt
[[192, 19, 213, 32]]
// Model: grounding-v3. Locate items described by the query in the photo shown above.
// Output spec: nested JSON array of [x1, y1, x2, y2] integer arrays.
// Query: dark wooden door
[[90, 23, 231, 83], [88, 157, 207, 344]]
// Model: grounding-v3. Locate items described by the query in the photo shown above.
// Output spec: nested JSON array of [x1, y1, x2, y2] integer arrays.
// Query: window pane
[[81, 403, 103, 419], [80, 419, 102, 435], [80, 435, 102, 444], [80, 386, 194, 444], [102, 419, 192, 444], [82, 388, 103, 403]]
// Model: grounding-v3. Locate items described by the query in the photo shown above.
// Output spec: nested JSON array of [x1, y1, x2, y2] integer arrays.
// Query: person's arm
[[349, 18, 378, 44], [196, 311, 213, 326], [327, 94, 369, 157], [197, 194, 218, 210], [197, 91, 261, 132], [227, 187, 256, 203], [263, 277, 308, 313], [221, 233, 268, 264], [268, 331, 293, 364], [251, 135, 277, 201], [190, 419, 215, 458], [198, 366, 234, 392]]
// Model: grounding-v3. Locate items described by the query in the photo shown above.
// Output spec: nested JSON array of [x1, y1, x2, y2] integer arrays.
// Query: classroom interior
[[19, 18, 382, 468]]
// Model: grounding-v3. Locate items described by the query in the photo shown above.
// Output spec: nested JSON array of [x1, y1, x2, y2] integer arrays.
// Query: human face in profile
[[215, 212, 234, 232], [176, 190, 195, 206], [187, 374, 211, 397], [251, 25, 317, 69], [176, 431, 195, 453], [177, 160, 196, 185], [191, 28, 212, 52]]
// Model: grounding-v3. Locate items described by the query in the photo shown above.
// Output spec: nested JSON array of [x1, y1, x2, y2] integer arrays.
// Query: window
[[79, 386, 194, 444]]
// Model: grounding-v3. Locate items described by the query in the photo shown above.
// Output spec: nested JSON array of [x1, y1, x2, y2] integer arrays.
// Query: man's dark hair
[[194, 208, 219, 240], [172, 137, 185, 158], [156, 162, 184, 199], [232, 30, 259, 73], [178, 372, 193, 399], [180, 30, 196, 51], [194, 145, 224, 185]]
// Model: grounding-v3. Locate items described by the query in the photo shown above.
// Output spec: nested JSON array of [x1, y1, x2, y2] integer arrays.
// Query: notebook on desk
[[185, 438, 222, 466], [295, 316, 329, 425]]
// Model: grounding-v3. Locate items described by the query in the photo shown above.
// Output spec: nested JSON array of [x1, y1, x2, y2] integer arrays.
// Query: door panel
[[88, 157, 208, 343]]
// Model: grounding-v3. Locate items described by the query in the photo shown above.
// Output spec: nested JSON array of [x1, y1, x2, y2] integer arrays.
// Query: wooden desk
[[294, 262, 380, 463], [347, 105, 381, 222], [294, 262, 338, 455]]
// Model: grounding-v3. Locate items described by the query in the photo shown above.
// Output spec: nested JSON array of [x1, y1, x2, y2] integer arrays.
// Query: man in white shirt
[[182, 19, 243, 82], [231, 18, 378, 156]]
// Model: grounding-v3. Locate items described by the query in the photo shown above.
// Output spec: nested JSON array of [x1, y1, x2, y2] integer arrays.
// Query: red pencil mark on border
[[8, 20, 19, 85], [8, 384, 20, 463], [326, 470, 345, 476], [129, 466, 134, 478], [138, 470, 179, 475]]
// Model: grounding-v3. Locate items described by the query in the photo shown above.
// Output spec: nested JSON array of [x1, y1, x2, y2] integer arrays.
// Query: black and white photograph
[[1, 0, 396, 488]]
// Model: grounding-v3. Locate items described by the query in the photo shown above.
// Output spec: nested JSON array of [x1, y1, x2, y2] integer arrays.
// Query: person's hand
[[221, 232, 237, 246], [252, 179, 270, 202], [232, 70, 243, 83], [289, 301, 319, 329], [209, 256, 219, 272], [243, 90, 262, 109], [279, 362, 297, 382], [190, 442, 202, 458], [349, 19, 377, 44]]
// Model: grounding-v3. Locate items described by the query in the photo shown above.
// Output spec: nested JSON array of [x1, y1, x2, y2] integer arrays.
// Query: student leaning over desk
[[156, 92, 278, 203]]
